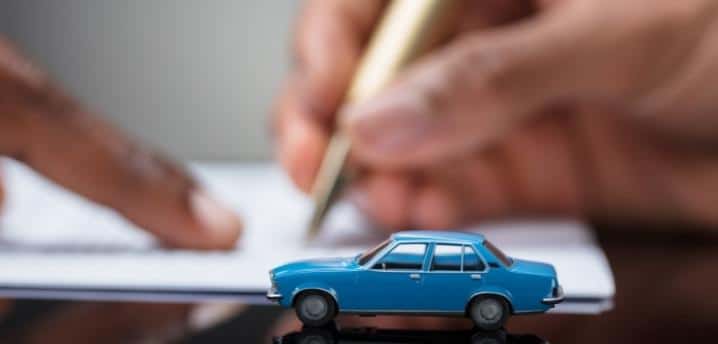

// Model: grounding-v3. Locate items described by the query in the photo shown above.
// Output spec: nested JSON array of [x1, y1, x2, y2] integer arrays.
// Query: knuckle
[[452, 39, 515, 102], [630, 1, 705, 46], [610, 1, 712, 102], [655, 1, 706, 30]]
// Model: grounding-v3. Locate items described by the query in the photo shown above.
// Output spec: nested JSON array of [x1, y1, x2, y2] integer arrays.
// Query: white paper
[[0, 160, 614, 313]]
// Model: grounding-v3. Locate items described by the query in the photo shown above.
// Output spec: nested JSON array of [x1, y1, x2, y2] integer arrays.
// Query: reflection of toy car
[[268, 231, 564, 330], [274, 326, 548, 344]]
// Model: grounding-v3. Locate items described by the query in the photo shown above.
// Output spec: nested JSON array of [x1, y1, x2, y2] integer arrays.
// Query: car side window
[[430, 244, 463, 271], [373, 243, 427, 271], [463, 246, 486, 272]]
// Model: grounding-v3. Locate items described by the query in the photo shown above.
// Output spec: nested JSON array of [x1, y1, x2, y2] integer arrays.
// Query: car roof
[[391, 230, 485, 244]]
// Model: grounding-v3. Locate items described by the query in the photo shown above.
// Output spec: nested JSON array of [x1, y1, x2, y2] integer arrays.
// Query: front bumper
[[541, 285, 565, 305], [266, 287, 283, 303]]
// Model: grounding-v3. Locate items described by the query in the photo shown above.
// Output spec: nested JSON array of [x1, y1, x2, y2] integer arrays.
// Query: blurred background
[[0, 0, 298, 160]]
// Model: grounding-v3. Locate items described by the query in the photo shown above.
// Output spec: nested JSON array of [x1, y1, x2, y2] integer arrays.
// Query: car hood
[[272, 257, 355, 278], [509, 258, 557, 278]]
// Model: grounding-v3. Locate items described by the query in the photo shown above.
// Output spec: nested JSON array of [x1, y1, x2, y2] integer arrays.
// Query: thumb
[[343, 2, 608, 168]]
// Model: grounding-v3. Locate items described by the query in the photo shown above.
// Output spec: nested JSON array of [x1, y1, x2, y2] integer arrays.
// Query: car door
[[422, 244, 488, 312], [354, 243, 429, 312]]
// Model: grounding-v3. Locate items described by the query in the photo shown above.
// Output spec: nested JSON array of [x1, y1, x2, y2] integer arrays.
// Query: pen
[[307, 0, 461, 239]]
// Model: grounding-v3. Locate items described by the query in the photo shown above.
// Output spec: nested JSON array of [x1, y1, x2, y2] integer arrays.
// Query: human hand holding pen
[[0, 37, 241, 341], [275, 0, 718, 231]]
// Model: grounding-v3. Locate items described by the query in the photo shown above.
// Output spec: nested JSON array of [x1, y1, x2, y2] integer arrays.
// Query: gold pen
[[307, 0, 461, 239]]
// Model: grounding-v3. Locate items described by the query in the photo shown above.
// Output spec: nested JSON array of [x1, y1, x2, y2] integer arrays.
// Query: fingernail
[[190, 189, 241, 247], [343, 92, 434, 153]]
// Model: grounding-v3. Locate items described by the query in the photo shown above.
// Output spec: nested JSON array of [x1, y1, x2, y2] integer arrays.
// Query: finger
[[380, 112, 585, 229], [274, 76, 329, 193], [348, 124, 578, 231], [410, 182, 464, 229], [348, 172, 414, 231], [459, 0, 535, 31], [294, 0, 533, 123], [294, 0, 386, 122], [0, 41, 241, 250], [279, 0, 533, 192], [32, 110, 241, 250], [343, 2, 606, 168]]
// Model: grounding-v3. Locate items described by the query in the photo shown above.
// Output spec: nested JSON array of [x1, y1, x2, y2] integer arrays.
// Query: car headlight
[[269, 272, 278, 289], [551, 278, 564, 296]]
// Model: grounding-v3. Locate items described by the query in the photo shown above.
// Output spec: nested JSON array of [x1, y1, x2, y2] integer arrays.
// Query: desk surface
[[0, 229, 717, 343]]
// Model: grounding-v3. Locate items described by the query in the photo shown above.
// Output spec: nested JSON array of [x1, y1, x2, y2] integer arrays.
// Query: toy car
[[267, 231, 564, 330]]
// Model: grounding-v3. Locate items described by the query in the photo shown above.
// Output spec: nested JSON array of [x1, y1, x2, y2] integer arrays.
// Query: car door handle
[[470, 274, 482, 280], [409, 273, 421, 280]]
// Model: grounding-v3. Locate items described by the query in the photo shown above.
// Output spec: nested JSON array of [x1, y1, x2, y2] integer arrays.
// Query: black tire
[[294, 291, 337, 327], [468, 295, 510, 331]]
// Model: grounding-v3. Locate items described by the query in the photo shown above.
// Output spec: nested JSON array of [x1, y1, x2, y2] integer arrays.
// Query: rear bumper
[[541, 285, 565, 305], [266, 288, 283, 303]]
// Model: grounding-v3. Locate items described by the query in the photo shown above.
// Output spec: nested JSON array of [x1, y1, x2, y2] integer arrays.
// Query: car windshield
[[357, 239, 391, 266], [483, 240, 513, 267]]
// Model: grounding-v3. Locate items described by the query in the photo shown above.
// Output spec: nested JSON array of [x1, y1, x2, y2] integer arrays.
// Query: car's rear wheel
[[468, 295, 510, 331], [295, 291, 337, 327]]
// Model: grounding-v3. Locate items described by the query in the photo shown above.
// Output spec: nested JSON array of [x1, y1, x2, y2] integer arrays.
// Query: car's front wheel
[[468, 295, 510, 331], [295, 291, 337, 327]]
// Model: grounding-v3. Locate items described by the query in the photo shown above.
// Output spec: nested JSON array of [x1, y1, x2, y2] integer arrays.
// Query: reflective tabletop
[[272, 325, 546, 344], [2, 228, 718, 343]]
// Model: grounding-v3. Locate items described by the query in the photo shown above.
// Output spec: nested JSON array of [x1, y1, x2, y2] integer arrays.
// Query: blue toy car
[[267, 231, 564, 330]]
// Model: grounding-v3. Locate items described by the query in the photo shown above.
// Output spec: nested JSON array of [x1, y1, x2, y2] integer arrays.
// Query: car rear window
[[463, 246, 486, 271], [431, 244, 462, 271]]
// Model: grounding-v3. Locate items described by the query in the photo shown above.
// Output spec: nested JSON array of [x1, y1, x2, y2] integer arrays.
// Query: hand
[[0, 37, 242, 338], [0, 37, 241, 248], [275, 0, 718, 231]]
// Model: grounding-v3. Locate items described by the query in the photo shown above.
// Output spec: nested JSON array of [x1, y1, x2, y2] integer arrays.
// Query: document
[[0, 160, 614, 314]]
